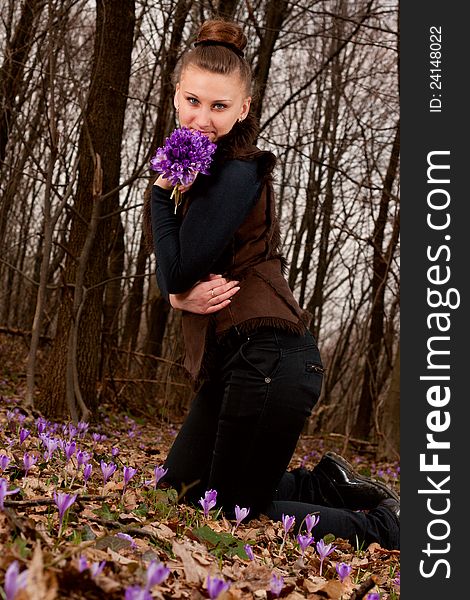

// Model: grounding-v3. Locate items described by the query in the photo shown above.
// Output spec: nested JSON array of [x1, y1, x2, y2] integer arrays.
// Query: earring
[[238, 117, 244, 122]]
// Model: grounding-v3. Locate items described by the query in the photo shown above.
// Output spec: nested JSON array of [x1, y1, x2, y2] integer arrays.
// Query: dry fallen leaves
[[0, 375, 400, 600]]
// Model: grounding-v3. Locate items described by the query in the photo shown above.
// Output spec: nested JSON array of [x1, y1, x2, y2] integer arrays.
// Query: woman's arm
[[151, 159, 261, 294]]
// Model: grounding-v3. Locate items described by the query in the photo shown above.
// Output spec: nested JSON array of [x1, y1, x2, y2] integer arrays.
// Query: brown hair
[[175, 19, 252, 94]]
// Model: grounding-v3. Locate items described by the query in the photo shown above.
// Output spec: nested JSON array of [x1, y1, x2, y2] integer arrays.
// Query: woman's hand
[[169, 274, 240, 314], [154, 174, 173, 190], [178, 172, 198, 194], [153, 173, 198, 193]]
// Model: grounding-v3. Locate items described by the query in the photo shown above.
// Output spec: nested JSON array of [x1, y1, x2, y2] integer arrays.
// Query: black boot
[[307, 451, 400, 510], [379, 497, 400, 520]]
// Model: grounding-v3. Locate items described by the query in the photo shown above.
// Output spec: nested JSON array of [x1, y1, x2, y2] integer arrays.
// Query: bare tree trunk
[[376, 343, 400, 460], [136, 277, 171, 405], [141, 0, 192, 364], [121, 231, 148, 353], [287, 128, 321, 298], [25, 100, 58, 407], [304, 22, 344, 334], [353, 122, 400, 439], [0, 0, 45, 251], [251, 0, 288, 123], [0, 87, 46, 326], [147, 0, 192, 157], [36, 0, 136, 421], [101, 215, 125, 383], [215, 0, 239, 19], [144, 285, 171, 362], [25, 3, 79, 406], [0, 0, 44, 163]]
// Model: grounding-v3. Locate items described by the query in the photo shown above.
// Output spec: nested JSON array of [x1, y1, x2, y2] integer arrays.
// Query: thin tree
[[0, 0, 45, 247], [352, 122, 400, 439], [36, 0, 136, 421], [135, 0, 193, 372]]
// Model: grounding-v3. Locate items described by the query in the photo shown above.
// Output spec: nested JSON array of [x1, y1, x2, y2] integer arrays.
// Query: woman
[[145, 18, 399, 550]]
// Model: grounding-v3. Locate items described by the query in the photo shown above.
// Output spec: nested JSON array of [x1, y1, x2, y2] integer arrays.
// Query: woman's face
[[174, 65, 251, 142]]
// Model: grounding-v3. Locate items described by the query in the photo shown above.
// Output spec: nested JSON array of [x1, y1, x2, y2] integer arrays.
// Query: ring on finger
[[211, 289, 215, 298]]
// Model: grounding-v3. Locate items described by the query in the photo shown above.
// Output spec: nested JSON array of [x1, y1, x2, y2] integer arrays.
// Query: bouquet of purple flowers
[[150, 127, 217, 213]]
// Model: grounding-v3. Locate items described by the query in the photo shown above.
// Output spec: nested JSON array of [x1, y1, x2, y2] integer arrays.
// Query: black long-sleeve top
[[151, 159, 262, 296]]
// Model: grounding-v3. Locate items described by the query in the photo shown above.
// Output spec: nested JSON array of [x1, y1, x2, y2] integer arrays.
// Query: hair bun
[[179, 18, 252, 93], [196, 19, 247, 53]]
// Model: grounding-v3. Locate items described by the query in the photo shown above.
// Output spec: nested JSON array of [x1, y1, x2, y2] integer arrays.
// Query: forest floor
[[0, 336, 400, 599]]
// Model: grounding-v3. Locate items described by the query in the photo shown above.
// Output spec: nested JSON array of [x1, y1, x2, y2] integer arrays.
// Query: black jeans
[[164, 327, 323, 514], [269, 472, 400, 550], [163, 327, 399, 550]]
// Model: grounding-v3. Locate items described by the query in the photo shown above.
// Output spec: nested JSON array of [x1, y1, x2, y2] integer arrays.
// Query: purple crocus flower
[[234, 505, 250, 529], [111, 447, 120, 457], [150, 127, 217, 212], [83, 463, 92, 485], [6, 409, 17, 423], [122, 466, 137, 495], [199, 489, 217, 517], [150, 128, 217, 186], [100, 461, 117, 484], [393, 570, 400, 588], [316, 539, 336, 576], [297, 533, 315, 555], [53, 491, 77, 532], [146, 560, 170, 587], [64, 441, 77, 463], [60, 422, 75, 439], [0, 478, 20, 510], [269, 573, 284, 598], [40, 435, 59, 461], [366, 594, 380, 600], [0, 454, 10, 472], [4, 560, 28, 600], [19, 428, 30, 444], [336, 561, 352, 583], [154, 465, 168, 488], [282, 513, 295, 534], [36, 417, 48, 435], [90, 561, 106, 578], [206, 575, 230, 599], [125, 585, 152, 600], [76, 450, 92, 468], [124, 560, 170, 600], [77, 555, 88, 573], [123, 466, 137, 486], [305, 513, 320, 534], [279, 513, 296, 553], [244, 544, 254, 561], [69, 423, 79, 439], [23, 452, 38, 476], [77, 421, 89, 437]]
